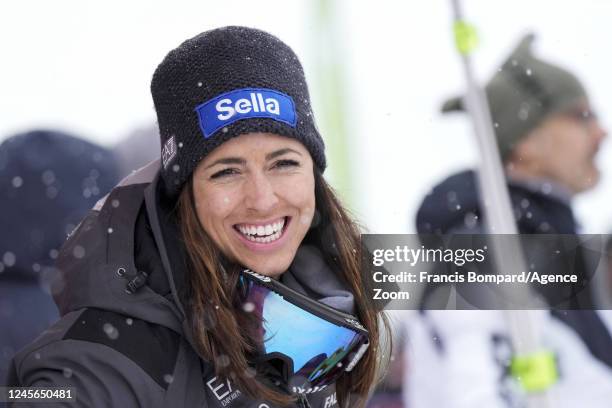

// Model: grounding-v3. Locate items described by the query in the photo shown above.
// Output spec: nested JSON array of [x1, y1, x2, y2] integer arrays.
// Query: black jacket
[[7, 160, 340, 408]]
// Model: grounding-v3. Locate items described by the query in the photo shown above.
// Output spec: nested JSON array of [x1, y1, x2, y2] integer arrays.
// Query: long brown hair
[[178, 170, 391, 407]]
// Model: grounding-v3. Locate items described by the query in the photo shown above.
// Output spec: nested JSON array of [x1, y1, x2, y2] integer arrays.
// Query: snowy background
[[2, 0, 611, 234]]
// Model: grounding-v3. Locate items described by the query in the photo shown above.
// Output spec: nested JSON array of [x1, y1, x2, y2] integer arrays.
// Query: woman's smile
[[234, 216, 288, 245]]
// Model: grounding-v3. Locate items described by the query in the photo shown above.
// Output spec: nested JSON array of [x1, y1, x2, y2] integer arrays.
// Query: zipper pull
[[125, 270, 149, 294]]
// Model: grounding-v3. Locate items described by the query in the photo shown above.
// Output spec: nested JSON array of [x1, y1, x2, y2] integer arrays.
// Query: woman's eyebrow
[[266, 148, 302, 160], [204, 157, 246, 170]]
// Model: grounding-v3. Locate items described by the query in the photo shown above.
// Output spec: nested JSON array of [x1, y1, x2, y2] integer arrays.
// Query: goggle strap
[[345, 342, 369, 372]]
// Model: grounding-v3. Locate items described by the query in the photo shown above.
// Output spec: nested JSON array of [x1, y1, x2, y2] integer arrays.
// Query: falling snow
[[12, 176, 23, 188], [41, 170, 56, 185], [62, 368, 73, 378], [72, 245, 86, 259], [464, 212, 478, 229], [518, 103, 530, 121], [520, 199, 530, 209], [216, 354, 230, 368], [244, 367, 257, 378], [46, 186, 59, 199], [103, 323, 119, 340], [2, 252, 16, 267]]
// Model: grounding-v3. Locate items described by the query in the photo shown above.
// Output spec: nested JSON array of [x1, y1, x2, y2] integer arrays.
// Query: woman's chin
[[242, 259, 291, 279]]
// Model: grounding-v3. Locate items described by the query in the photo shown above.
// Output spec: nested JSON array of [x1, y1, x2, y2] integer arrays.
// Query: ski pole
[[449, 1, 556, 406]]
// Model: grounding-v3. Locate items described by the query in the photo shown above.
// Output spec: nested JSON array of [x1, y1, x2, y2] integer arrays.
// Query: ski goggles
[[238, 269, 369, 391]]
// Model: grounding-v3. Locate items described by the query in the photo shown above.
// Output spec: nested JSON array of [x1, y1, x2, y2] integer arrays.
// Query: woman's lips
[[233, 216, 291, 250]]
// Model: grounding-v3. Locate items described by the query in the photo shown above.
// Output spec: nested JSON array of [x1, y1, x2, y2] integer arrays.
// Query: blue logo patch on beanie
[[195, 88, 297, 139]]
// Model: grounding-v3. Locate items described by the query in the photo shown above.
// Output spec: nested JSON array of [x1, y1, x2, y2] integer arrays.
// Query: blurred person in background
[[0, 129, 119, 386], [406, 33, 612, 407]]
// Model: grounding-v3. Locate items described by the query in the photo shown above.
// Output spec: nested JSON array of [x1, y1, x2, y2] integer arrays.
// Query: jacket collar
[[53, 160, 184, 336]]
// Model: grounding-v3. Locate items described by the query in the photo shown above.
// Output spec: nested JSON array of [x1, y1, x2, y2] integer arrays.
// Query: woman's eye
[[273, 159, 300, 169], [210, 168, 239, 179]]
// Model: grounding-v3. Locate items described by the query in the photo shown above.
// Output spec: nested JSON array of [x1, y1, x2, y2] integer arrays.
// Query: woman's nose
[[243, 172, 279, 212]]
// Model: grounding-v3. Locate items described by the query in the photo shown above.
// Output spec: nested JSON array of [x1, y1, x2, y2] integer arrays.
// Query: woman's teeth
[[237, 218, 286, 243]]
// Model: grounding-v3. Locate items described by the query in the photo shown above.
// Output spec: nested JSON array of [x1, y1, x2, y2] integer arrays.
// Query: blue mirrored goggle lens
[[243, 281, 366, 385]]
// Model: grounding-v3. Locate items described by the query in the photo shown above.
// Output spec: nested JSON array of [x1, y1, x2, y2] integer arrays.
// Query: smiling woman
[[191, 134, 315, 277], [8, 26, 389, 408]]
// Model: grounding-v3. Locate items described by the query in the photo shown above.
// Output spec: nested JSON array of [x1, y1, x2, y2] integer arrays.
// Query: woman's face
[[192, 132, 316, 278]]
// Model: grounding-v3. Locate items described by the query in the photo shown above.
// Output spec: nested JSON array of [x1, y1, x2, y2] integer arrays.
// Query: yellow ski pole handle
[[510, 351, 558, 392], [453, 20, 479, 55]]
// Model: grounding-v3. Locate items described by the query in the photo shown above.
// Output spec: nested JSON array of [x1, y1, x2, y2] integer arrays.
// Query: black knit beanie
[[151, 26, 326, 197]]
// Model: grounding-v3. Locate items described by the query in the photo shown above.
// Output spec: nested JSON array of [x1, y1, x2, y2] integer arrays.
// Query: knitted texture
[[151, 26, 325, 197]]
